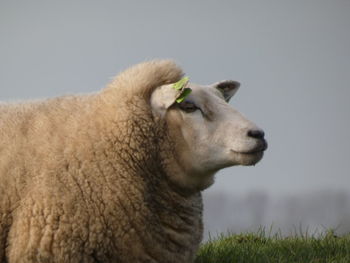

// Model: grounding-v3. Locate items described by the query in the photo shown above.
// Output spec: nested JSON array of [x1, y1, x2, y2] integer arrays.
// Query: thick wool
[[0, 60, 203, 263]]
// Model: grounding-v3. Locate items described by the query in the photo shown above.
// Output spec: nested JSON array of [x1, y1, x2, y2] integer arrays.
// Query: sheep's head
[[151, 79, 267, 191]]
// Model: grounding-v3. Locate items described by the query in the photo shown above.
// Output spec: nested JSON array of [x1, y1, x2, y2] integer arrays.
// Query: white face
[[151, 80, 267, 190]]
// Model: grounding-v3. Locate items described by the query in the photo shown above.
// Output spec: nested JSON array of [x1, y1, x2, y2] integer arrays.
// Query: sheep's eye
[[178, 100, 199, 113]]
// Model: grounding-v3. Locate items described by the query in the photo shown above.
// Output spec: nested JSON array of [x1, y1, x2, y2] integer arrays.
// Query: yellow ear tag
[[172, 77, 192, 103]]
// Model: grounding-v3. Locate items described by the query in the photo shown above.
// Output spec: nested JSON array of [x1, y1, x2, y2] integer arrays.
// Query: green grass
[[195, 230, 350, 263]]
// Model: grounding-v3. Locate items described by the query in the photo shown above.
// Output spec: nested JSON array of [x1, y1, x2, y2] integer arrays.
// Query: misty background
[[1, 0, 350, 239]]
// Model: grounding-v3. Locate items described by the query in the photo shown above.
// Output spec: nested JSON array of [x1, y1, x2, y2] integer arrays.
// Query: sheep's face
[[151, 80, 267, 190]]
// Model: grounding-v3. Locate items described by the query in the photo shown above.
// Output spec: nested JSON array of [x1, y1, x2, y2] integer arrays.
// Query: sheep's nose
[[247, 129, 265, 140]]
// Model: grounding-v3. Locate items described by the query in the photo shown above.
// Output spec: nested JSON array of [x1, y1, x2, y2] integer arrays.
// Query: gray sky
[[1, 0, 350, 196]]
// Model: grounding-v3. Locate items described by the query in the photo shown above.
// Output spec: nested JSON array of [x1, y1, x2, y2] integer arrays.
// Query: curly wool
[[0, 60, 203, 263]]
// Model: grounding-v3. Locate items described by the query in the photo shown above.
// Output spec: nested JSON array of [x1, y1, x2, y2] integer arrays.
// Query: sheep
[[0, 60, 267, 263]]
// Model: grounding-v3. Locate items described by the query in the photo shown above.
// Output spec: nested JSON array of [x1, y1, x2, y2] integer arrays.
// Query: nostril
[[247, 129, 265, 139]]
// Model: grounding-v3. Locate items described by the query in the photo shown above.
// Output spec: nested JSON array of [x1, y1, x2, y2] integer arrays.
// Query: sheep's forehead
[[186, 83, 226, 110]]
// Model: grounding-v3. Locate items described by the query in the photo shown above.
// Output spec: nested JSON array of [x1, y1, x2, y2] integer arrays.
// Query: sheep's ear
[[151, 77, 191, 117], [150, 83, 183, 117], [213, 80, 240, 102]]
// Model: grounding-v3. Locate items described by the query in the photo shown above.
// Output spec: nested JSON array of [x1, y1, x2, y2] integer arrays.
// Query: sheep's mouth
[[230, 149, 265, 156], [229, 140, 267, 166], [231, 140, 268, 155]]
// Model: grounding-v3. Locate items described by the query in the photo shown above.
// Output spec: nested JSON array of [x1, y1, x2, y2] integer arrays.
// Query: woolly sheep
[[0, 60, 267, 262]]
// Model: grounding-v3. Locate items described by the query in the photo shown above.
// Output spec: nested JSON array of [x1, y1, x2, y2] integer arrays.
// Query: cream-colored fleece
[[0, 60, 203, 263]]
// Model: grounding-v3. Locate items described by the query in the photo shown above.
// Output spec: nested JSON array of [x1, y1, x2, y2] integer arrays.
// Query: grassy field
[[195, 230, 350, 263]]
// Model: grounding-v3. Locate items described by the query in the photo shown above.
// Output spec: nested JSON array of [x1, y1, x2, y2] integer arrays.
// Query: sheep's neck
[[87, 99, 204, 262]]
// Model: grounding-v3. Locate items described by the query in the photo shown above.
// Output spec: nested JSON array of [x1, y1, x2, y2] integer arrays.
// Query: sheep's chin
[[231, 151, 264, 166]]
